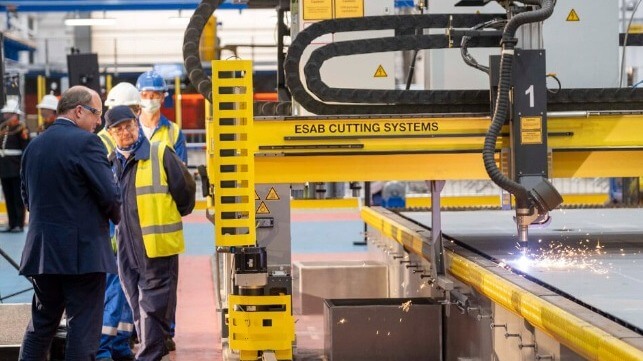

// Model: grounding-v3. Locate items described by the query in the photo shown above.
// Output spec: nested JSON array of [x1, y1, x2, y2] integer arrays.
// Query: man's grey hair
[[57, 86, 94, 115]]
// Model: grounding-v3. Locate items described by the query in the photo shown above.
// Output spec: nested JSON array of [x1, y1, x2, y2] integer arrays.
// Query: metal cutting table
[[400, 208, 643, 333], [361, 206, 643, 360]]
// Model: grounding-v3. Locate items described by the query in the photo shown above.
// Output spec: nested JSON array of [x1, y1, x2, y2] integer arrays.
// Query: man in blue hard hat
[[136, 70, 188, 351], [136, 71, 187, 164]]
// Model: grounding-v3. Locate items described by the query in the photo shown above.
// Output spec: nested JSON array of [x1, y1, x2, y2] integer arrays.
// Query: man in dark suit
[[19, 85, 121, 361]]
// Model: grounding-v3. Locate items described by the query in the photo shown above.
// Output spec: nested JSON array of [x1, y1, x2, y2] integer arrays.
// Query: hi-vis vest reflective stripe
[[98, 130, 116, 155], [102, 321, 134, 336], [135, 141, 184, 257]]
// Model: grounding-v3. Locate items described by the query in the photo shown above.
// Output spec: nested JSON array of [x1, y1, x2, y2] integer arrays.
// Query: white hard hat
[[0, 98, 23, 115], [36, 94, 59, 111], [105, 82, 141, 108]]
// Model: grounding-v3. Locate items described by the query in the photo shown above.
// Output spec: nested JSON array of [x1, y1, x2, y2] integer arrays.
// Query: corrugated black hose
[[182, 0, 224, 104], [482, 0, 555, 209], [461, 19, 506, 74]]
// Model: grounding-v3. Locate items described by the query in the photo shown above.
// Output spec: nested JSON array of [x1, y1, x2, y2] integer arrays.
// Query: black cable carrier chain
[[304, 34, 499, 105], [620, 33, 643, 46], [285, 14, 643, 115]]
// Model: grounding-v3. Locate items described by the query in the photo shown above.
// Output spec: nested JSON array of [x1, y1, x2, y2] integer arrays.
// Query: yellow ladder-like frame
[[208, 60, 256, 247]]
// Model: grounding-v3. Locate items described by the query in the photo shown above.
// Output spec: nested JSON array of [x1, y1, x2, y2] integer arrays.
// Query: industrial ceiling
[[0, 0, 270, 12]]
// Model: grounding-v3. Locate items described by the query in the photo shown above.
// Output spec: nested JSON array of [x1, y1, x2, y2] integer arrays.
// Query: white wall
[[32, 13, 75, 68], [24, 9, 282, 72]]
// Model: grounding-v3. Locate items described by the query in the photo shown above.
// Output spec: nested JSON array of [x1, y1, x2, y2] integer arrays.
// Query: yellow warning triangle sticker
[[255, 190, 260, 200], [266, 187, 280, 200], [374, 65, 388, 78], [256, 201, 270, 214], [566, 9, 579, 22]]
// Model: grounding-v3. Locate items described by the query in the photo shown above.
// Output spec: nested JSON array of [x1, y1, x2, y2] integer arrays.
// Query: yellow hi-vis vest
[[150, 121, 180, 148], [136, 141, 184, 257], [98, 129, 116, 155]]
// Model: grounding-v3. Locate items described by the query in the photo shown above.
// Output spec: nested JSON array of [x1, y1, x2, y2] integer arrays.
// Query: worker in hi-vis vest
[[96, 82, 140, 361], [136, 70, 188, 351], [105, 105, 194, 361]]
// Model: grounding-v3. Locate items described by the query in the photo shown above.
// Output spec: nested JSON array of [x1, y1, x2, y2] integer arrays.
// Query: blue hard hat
[[136, 71, 168, 92]]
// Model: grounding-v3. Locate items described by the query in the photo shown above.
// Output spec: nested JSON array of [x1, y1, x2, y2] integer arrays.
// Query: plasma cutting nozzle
[[517, 223, 529, 255]]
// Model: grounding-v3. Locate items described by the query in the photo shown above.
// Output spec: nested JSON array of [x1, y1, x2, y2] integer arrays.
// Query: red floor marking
[[294, 314, 325, 353], [172, 255, 222, 360]]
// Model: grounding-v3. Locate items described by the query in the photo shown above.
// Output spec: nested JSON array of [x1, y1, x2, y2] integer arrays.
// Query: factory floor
[[0, 208, 367, 360]]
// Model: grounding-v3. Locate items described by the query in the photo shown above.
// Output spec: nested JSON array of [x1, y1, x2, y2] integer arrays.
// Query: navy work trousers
[[19, 273, 106, 361], [119, 251, 178, 361]]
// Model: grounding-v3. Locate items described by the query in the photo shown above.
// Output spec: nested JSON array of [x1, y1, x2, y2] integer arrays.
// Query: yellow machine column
[[208, 59, 294, 361]]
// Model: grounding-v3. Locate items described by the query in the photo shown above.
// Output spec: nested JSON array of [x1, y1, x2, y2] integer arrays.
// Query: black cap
[[104, 105, 136, 129]]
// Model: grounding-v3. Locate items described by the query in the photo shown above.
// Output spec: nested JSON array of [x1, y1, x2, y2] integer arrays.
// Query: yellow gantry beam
[[252, 114, 643, 182], [360, 207, 643, 361], [448, 252, 643, 361]]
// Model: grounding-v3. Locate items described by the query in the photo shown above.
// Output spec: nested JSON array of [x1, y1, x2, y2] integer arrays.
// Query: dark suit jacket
[[19, 118, 121, 276]]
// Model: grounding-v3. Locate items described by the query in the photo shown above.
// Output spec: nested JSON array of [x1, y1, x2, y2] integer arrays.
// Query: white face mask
[[140, 99, 162, 114]]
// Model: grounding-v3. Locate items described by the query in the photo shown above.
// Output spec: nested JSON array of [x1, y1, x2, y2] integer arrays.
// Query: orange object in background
[[24, 93, 39, 116], [161, 94, 205, 129], [161, 92, 278, 129], [254, 92, 278, 102]]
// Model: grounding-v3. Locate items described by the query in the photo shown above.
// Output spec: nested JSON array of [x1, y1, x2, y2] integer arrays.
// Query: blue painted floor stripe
[[0, 210, 366, 303]]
